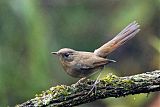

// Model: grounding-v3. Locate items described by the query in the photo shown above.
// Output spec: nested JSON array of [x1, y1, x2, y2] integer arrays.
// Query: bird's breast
[[61, 62, 100, 78]]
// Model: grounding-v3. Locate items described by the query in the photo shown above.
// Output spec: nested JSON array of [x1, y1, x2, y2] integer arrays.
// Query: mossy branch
[[17, 70, 160, 107]]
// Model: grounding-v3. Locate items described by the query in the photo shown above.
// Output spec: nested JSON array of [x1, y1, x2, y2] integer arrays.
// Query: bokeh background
[[0, 0, 159, 107]]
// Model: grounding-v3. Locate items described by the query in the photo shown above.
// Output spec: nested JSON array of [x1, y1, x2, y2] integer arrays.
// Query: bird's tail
[[94, 21, 140, 58]]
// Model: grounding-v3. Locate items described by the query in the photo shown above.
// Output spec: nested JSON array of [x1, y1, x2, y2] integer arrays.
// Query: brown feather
[[94, 21, 140, 58]]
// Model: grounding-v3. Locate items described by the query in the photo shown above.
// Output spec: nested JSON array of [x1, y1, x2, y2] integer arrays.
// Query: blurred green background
[[0, 0, 159, 107]]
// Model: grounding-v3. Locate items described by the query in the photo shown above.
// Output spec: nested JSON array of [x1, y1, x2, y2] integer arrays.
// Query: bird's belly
[[65, 67, 100, 78]]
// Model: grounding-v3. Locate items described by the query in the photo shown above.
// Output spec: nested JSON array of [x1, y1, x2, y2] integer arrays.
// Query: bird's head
[[51, 48, 77, 62]]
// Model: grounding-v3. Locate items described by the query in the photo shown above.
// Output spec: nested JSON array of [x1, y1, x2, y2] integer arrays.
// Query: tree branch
[[17, 70, 160, 107]]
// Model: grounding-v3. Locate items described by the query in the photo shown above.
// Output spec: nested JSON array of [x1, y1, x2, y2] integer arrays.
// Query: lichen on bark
[[17, 70, 160, 107]]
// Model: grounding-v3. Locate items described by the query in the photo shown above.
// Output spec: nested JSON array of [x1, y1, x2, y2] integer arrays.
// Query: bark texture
[[17, 70, 160, 107]]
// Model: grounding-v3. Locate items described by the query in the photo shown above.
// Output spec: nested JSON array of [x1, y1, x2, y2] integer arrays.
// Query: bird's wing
[[94, 21, 140, 58], [78, 55, 107, 70]]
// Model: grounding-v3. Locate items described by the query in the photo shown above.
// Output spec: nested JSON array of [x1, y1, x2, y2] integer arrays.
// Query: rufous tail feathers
[[94, 21, 140, 58]]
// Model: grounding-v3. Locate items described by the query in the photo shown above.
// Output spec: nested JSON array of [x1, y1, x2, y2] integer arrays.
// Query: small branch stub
[[17, 70, 160, 107]]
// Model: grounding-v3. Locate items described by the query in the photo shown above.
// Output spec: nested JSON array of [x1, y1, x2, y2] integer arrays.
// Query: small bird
[[52, 21, 140, 91]]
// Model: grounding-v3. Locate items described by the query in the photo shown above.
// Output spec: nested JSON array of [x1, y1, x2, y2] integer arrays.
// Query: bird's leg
[[87, 69, 102, 95], [77, 77, 86, 84], [73, 77, 86, 87]]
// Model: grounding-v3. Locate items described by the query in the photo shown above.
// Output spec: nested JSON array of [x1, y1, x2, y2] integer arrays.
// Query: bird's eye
[[64, 53, 70, 58], [62, 52, 73, 62]]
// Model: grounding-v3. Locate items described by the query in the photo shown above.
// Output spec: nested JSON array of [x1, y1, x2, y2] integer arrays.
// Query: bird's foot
[[73, 77, 86, 87], [87, 79, 100, 95]]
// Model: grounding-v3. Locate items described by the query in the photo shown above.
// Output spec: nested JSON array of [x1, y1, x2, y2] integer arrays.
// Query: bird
[[51, 21, 140, 93]]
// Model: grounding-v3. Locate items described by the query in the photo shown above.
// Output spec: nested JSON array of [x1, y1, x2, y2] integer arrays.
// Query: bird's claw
[[87, 80, 100, 96]]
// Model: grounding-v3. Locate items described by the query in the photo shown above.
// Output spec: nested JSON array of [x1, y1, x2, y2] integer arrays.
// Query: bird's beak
[[51, 52, 58, 55], [108, 59, 116, 63]]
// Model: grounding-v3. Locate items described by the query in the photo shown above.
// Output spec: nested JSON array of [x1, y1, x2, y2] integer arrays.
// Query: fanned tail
[[94, 21, 140, 58]]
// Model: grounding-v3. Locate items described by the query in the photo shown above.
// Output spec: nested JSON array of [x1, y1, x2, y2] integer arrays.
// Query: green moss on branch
[[17, 70, 160, 107]]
